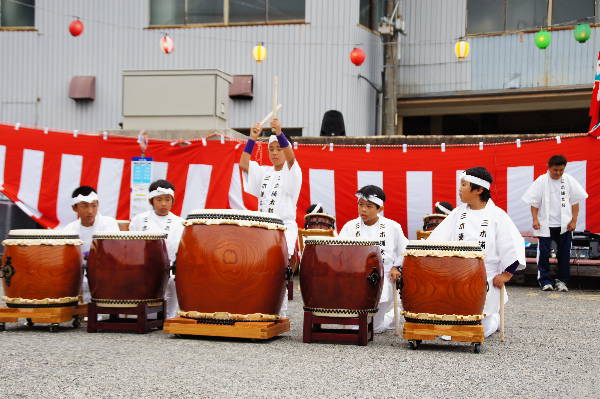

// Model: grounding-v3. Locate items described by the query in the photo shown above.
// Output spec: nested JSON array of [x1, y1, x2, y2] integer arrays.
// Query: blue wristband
[[276, 133, 290, 148], [244, 139, 255, 154]]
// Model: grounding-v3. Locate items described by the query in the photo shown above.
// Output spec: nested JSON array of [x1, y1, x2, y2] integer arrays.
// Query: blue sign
[[132, 157, 153, 184]]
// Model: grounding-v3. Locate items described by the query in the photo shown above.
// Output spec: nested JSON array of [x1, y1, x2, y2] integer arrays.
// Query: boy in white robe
[[239, 117, 302, 317], [129, 179, 184, 318], [427, 167, 526, 338], [62, 186, 120, 303], [339, 185, 408, 333], [522, 155, 588, 292]]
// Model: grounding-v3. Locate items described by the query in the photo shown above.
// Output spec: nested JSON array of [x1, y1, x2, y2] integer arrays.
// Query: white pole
[[500, 284, 506, 342]]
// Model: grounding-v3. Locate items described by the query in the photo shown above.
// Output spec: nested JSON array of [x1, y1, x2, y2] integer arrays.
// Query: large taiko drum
[[304, 213, 336, 231], [1, 230, 83, 308], [176, 209, 288, 318], [401, 241, 486, 322], [87, 232, 169, 307], [300, 237, 384, 317]]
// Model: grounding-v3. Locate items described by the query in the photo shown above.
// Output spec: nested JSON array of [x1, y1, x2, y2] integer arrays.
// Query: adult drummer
[[62, 185, 119, 302], [426, 167, 525, 337], [239, 117, 302, 317], [339, 185, 408, 333]]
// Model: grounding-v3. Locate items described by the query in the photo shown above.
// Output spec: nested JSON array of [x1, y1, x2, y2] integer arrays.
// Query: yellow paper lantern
[[252, 43, 267, 63], [454, 40, 470, 59]]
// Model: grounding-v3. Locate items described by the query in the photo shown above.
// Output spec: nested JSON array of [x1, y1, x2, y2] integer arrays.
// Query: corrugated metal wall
[[398, 0, 598, 97], [0, 0, 383, 136]]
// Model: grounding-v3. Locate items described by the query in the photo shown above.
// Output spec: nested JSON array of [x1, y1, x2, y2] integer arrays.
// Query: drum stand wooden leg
[[0, 304, 87, 332], [163, 316, 290, 340], [303, 311, 374, 346], [86, 302, 165, 334], [287, 280, 294, 300]]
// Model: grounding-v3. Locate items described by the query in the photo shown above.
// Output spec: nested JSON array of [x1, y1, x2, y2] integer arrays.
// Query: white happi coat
[[427, 199, 526, 316], [62, 214, 120, 258], [246, 160, 302, 256], [339, 216, 409, 307], [129, 211, 184, 264], [522, 172, 588, 237]]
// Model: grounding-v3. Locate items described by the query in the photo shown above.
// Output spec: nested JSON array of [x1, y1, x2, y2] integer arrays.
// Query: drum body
[[401, 241, 486, 316], [300, 238, 384, 317], [423, 214, 446, 231], [87, 232, 169, 307], [304, 213, 336, 230], [176, 210, 287, 316], [1, 230, 83, 307]]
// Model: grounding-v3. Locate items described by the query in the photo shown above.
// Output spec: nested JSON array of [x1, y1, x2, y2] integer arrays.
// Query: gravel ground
[[1, 282, 599, 399]]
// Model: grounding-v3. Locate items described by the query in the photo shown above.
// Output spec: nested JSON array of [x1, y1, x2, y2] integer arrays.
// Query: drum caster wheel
[[0, 323, 5, 331], [49, 323, 59, 333], [472, 343, 481, 354], [408, 340, 420, 350], [72, 316, 81, 328], [25, 318, 34, 328]]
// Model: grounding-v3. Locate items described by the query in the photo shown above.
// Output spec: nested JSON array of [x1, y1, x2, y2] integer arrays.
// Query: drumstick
[[392, 279, 400, 336], [259, 104, 282, 126], [272, 76, 279, 118], [500, 284, 506, 342]]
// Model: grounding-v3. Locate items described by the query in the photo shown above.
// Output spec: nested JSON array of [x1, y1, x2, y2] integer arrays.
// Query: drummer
[[239, 117, 302, 317], [129, 179, 183, 319], [339, 185, 408, 333], [434, 201, 453, 216], [426, 167, 525, 337], [62, 185, 119, 302]]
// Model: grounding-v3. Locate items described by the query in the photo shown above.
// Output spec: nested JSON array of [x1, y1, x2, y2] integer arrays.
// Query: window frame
[[148, 0, 306, 29], [0, 0, 36, 30], [465, 0, 597, 37]]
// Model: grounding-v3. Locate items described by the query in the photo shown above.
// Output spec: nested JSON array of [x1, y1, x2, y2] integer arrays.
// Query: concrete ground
[[1, 282, 599, 399]]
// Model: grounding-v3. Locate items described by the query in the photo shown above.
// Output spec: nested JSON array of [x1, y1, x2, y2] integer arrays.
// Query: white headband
[[71, 192, 98, 205], [461, 172, 491, 190], [148, 187, 175, 199], [309, 203, 323, 214], [268, 134, 278, 144], [434, 202, 452, 215], [356, 193, 384, 207]]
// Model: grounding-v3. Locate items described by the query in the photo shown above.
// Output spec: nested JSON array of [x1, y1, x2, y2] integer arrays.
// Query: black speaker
[[320, 110, 346, 136], [0, 199, 42, 256]]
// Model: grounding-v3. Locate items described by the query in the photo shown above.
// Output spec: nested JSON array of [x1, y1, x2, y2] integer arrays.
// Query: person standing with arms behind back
[[522, 155, 588, 292]]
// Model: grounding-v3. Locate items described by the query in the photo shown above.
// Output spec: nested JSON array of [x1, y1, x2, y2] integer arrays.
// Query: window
[[359, 0, 385, 30], [0, 0, 35, 27], [467, 0, 595, 35], [149, 0, 304, 26]]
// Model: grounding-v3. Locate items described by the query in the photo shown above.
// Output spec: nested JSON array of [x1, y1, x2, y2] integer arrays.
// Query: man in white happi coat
[[239, 117, 302, 317], [427, 167, 526, 338], [522, 154, 588, 292], [129, 179, 184, 318], [62, 185, 120, 303], [339, 185, 408, 334]]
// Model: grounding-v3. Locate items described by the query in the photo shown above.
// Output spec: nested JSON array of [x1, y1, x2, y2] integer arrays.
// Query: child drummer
[[129, 179, 184, 319], [426, 167, 525, 337], [239, 117, 302, 317], [62, 186, 120, 303], [339, 185, 408, 333]]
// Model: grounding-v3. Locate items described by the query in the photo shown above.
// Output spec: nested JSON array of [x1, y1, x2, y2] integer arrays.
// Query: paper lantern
[[574, 24, 591, 43], [534, 30, 551, 49], [161, 34, 174, 54], [252, 43, 267, 63], [69, 19, 84, 37], [454, 40, 470, 59], [350, 48, 366, 66]]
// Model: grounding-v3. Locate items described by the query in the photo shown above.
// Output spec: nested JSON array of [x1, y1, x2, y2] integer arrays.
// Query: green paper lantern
[[574, 23, 591, 43], [534, 30, 551, 49]]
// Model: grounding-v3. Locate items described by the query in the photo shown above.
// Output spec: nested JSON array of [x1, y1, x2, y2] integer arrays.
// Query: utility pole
[[380, 0, 402, 135]]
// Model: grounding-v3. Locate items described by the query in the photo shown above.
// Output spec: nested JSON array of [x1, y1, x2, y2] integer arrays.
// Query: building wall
[[398, 0, 599, 97], [0, 0, 383, 136]]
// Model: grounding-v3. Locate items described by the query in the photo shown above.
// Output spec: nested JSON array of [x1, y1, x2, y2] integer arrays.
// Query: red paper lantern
[[350, 48, 366, 66], [161, 34, 174, 54], [69, 19, 84, 37]]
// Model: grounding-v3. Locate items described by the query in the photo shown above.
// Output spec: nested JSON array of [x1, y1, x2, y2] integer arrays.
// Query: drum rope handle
[[0, 256, 15, 287]]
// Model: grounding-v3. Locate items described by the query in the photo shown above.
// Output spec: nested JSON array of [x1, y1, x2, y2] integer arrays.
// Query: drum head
[[92, 231, 167, 240]]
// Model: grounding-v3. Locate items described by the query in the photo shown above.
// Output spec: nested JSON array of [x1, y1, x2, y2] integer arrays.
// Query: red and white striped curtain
[[1, 124, 598, 239]]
